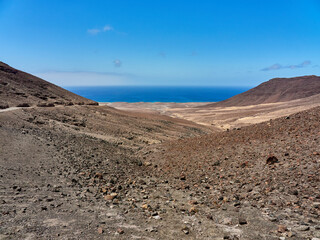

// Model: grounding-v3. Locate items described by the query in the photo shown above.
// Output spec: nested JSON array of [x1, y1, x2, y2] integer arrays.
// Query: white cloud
[[87, 24, 113, 35], [103, 25, 113, 31]]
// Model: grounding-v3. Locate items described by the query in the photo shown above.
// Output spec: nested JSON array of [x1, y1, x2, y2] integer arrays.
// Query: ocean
[[65, 86, 250, 103]]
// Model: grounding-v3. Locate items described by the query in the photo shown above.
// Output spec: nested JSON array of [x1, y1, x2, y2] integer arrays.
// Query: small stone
[[188, 200, 198, 205], [146, 227, 157, 232], [313, 202, 320, 209], [206, 214, 213, 220], [142, 204, 152, 211], [144, 162, 152, 166], [239, 217, 247, 225], [287, 231, 294, 237], [181, 226, 189, 234], [223, 218, 232, 225], [297, 225, 309, 231], [117, 228, 124, 234], [234, 201, 241, 207], [269, 217, 278, 222], [277, 225, 287, 233], [104, 193, 118, 201], [97, 227, 103, 234], [290, 190, 298, 196], [94, 173, 103, 179], [41, 206, 48, 211], [189, 206, 198, 214], [266, 155, 279, 165], [153, 215, 161, 220]]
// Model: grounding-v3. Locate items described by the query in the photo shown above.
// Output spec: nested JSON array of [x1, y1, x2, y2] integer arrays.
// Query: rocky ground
[[0, 104, 319, 239], [143, 107, 320, 239]]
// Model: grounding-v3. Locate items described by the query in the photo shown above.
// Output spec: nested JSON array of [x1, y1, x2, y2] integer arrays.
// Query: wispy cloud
[[87, 24, 114, 35], [103, 25, 113, 31], [113, 59, 122, 67], [261, 61, 311, 71], [261, 63, 282, 71], [87, 29, 101, 35]]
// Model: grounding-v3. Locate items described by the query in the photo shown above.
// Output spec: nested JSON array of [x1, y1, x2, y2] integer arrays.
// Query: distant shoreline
[[65, 86, 249, 103], [99, 101, 215, 104]]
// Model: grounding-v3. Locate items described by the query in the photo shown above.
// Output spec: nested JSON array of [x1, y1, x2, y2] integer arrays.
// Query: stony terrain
[[0, 63, 320, 239], [1, 104, 319, 239], [0, 105, 212, 239], [144, 107, 320, 239]]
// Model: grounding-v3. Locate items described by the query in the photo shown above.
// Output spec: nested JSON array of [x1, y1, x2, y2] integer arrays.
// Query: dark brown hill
[[144, 106, 320, 239], [205, 75, 320, 107], [0, 61, 97, 108]]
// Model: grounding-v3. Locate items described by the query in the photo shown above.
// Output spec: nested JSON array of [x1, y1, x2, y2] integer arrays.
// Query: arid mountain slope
[[205, 75, 320, 107], [0, 104, 211, 240], [0, 62, 97, 108], [144, 106, 320, 239]]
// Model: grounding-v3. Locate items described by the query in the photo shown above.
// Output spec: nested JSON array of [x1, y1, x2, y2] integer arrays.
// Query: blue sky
[[0, 0, 320, 86]]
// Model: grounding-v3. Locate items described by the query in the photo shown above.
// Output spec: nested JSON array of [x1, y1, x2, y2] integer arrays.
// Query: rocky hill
[[0, 61, 97, 108], [145, 106, 320, 239], [205, 75, 320, 107]]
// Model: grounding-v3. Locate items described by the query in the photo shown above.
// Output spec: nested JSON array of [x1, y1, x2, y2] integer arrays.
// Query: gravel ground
[[0, 105, 319, 239]]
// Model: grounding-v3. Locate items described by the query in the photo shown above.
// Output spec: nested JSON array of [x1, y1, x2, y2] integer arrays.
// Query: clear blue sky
[[1, 0, 320, 86]]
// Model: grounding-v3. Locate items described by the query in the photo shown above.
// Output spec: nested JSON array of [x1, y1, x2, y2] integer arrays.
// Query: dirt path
[[0, 107, 20, 113]]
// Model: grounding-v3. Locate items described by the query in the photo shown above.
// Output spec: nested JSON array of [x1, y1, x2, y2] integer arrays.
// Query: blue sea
[[65, 86, 250, 103]]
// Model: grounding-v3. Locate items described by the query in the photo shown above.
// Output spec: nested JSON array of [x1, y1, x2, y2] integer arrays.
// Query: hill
[[205, 75, 320, 107], [145, 106, 320, 239], [0, 61, 97, 108]]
